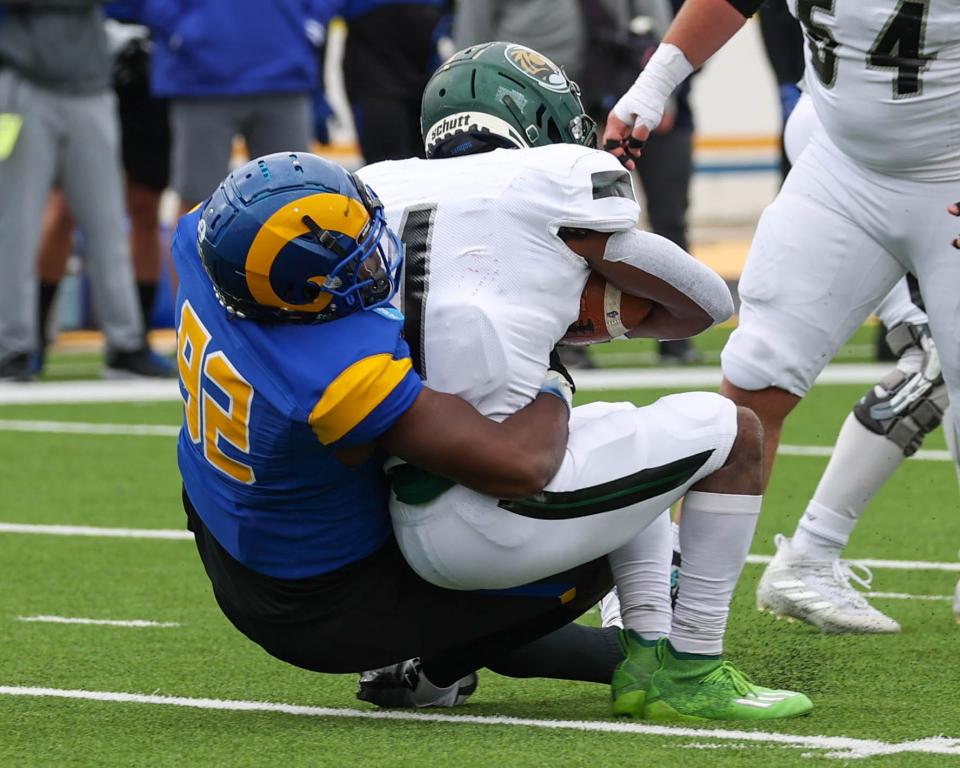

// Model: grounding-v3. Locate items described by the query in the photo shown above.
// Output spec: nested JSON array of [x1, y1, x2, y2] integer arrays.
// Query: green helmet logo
[[421, 42, 597, 159]]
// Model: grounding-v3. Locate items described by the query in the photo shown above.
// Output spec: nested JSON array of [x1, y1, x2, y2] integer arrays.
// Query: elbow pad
[[604, 229, 734, 326]]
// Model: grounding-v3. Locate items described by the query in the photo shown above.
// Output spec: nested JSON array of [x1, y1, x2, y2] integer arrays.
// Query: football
[[561, 272, 654, 345]]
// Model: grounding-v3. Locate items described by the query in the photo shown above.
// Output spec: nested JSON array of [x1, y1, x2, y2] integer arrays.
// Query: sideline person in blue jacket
[[108, 0, 339, 212]]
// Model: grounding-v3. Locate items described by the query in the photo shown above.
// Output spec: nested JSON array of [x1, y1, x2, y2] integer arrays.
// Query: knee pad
[[854, 323, 948, 456]]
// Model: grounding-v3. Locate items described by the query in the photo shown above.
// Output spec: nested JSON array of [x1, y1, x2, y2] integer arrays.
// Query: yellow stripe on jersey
[[308, 353, 413, 445]]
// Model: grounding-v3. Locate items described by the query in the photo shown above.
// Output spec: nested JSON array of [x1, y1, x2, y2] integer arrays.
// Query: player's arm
[[380, 380, 572, 500], [605, 0, 761, 168], [564, 229, 733, 339]]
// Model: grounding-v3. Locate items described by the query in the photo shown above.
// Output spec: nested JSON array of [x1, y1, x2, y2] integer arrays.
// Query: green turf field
[[1, 361, 958, 766]]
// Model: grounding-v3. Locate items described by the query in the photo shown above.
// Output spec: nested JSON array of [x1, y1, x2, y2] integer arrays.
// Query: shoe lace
[[830, 559, 874, 608], [702, 661, 756, 696]]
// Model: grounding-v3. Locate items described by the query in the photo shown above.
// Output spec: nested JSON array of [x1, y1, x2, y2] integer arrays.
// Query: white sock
[[669, 491, 761, 656], [793, 413, 904, 560], [608, 510, 673, 640]]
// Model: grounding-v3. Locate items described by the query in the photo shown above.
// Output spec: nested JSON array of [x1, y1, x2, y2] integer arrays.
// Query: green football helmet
[[421, 41, 597, 159]]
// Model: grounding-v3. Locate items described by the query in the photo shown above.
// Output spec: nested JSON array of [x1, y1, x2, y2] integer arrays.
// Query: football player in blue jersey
[[175, 151, 622, 706]]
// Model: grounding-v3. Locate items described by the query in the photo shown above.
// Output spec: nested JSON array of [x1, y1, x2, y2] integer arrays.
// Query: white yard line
[[778, 444, 952, 462], [0, 685, 958, 760], [1, 419, 954, 469], [0, 522, 192, 540], [0, 380, 179, 404], [573, 364, 893, 391], [0, 419, 179, 437], [16, 615, 179, 628], [865, 592, 953, 602], [2, 521, 958, 572], [0, 364, 894, 406], [743, 554, 960, 573]]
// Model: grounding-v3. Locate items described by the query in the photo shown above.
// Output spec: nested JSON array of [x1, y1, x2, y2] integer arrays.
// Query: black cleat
[[357, 658, 478, 708], [0, 353, 36, 382], [104, 346, 177, 379]]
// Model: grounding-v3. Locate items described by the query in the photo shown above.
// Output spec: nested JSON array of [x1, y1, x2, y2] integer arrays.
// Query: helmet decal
[[244, 193, 370, 313], [503, 44, 570, 93]]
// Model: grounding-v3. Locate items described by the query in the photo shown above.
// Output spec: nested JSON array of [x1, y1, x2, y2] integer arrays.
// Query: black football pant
[[184, 490, 619, 686]]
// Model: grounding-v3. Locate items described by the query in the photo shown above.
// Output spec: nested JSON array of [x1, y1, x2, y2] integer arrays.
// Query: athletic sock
[[38, 281, 60, 347], [793, 413, 904, 560], [669, 491, 761, 656], [481, 624, 624, 684], [137, 281, 157, 336], [608, 510, 672, 640]]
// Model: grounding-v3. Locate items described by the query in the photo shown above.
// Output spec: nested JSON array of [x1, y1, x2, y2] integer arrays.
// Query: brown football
[[561, 272, 654, 345]]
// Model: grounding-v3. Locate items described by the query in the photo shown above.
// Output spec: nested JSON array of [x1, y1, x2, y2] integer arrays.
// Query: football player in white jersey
[[358, 42, 812, 722], [605, 0, 960, 623], [756, 92, 957, 632]]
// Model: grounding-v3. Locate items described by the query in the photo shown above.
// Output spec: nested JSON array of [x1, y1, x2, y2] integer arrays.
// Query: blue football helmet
[[196, 152, 403, 323]]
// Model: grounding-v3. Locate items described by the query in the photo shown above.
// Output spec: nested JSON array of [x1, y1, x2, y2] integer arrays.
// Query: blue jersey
[[173, 210, 422, 578]]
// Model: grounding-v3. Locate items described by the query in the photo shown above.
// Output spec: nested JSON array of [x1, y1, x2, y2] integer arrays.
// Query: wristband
[[540, 370, 575, 412], [612, 43, 694, 131]]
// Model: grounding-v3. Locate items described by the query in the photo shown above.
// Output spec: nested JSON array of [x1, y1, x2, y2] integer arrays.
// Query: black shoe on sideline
[[104, 346, 177, 379], [0, 352, 36, 382], [658, 339, 703, 365]]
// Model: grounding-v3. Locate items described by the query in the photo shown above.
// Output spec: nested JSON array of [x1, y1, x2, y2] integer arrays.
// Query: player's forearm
[[380, 388, 569, 500], [612, 0, 754, 132], [601, 229, 734, 338], [662, 0, 754, 68]]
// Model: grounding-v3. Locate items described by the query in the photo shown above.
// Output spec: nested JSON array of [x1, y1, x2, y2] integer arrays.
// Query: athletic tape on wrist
[[540, 370, 574, 411], [603, 229, 734, 326], [612, 44, 694, 129]]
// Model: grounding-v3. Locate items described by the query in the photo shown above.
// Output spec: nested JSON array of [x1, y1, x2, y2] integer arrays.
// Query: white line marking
[[0, 523, 192, 540], [0, 380, 179, 405], [2, 522, 958, 572], [1, 686, 958, 760], [17, 616, 180, 628], [0, 419, 179, 437], [744, 554, 960, 573], [866, 592, 953, 602], [2, 419, 955, 471], [778, 444, 952, 462], [573, 364, 893, 391], [0, 364, 896, 405]]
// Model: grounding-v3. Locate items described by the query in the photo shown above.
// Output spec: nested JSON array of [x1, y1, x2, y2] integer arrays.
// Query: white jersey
[[787, 0, 960, 181], [358, 144, 640, 421]]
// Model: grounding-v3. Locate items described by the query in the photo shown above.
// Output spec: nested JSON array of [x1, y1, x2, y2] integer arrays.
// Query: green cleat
[[611, 629, 660, 718], [643, 639, 813, 722]]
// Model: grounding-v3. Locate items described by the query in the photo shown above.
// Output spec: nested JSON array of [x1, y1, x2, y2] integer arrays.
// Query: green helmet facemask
[[421, 41, 598, 159]]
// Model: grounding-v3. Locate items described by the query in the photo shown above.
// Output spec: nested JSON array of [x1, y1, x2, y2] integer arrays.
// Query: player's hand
[[602, 112, 651, 171], [653, 109, 676, 136], [949, 201, 960, 249]]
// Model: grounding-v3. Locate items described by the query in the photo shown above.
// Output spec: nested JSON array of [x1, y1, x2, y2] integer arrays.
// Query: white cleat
[[756, 535, 901, 634]]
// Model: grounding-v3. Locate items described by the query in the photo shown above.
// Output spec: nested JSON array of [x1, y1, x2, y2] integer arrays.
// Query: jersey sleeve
[[306, 315, 424, 448], [512, 145, 641, 236]]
